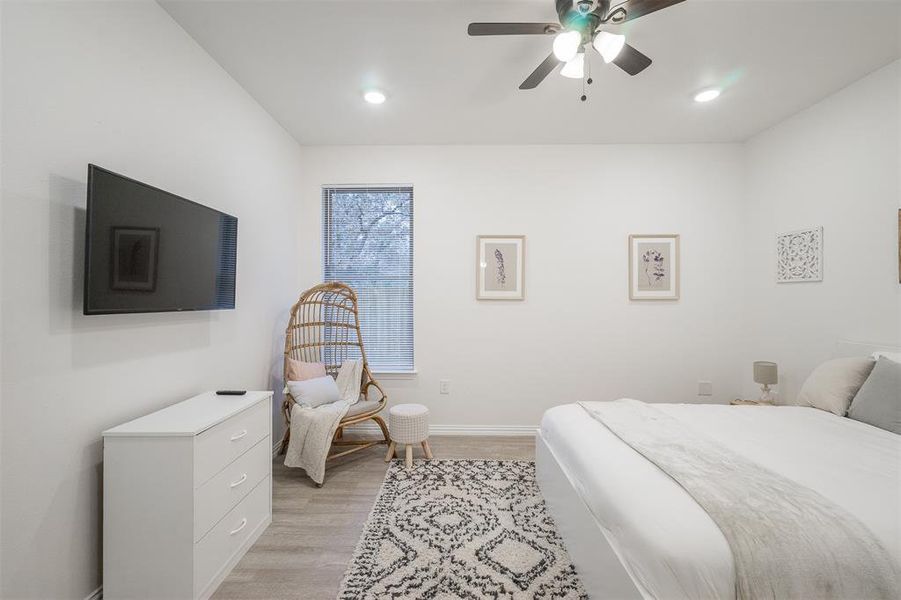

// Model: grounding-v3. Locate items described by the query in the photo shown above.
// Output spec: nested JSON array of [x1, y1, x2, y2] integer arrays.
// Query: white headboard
[[833, 340, 901, 360]]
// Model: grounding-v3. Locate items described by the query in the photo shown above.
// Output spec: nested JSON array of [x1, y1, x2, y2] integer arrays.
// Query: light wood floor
[[212, 435, 535, 600]]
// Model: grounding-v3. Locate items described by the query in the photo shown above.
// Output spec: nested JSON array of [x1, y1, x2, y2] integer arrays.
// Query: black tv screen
[[84, 165, 237, 315]]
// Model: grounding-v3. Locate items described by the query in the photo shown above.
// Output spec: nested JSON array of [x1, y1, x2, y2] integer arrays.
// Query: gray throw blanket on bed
[[580, 399, 900, 600]]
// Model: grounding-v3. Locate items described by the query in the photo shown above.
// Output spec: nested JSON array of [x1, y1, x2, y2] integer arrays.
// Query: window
[[322, 186, 414, 373]]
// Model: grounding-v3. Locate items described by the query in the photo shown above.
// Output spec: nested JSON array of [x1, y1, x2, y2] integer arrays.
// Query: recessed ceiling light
[[694, 88, 721, 103], [363, 90, 386, 105]]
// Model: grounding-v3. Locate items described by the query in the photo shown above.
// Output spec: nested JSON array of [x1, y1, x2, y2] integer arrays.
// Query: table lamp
[[753, 361, 778, 403]]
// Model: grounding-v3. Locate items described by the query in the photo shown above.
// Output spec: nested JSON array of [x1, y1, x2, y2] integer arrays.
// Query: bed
[[536, 401, 901, 599]]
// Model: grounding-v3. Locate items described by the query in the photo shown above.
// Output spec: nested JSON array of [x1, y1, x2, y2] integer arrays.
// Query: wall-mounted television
[[83, 165, 238, 315]]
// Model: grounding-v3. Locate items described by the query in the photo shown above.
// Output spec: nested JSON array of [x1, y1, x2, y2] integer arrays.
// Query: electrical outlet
[[698, 381, 713, 396], [439, 379, 451, 395]]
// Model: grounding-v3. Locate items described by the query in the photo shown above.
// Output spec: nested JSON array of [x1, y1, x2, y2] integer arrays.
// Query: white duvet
[[540, 403, 901, 600]]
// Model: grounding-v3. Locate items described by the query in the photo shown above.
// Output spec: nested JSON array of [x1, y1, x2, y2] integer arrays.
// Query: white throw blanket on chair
[[284, 359, 363, 484]]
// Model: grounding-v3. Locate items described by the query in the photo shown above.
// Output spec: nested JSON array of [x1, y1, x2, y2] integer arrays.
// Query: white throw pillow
[[797, 357, 875, 416], [287, 375, 341, 408]]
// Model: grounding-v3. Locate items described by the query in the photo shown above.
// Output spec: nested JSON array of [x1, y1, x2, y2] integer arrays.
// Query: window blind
[[322, 186, 414, 372]]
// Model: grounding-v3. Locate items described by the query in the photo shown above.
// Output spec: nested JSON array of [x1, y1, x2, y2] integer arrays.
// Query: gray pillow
[[847, 357, 900, 434], [287, 375, 341, 408]]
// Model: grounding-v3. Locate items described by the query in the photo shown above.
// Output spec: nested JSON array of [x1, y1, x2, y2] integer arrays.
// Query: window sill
[[372, 370, 418, 379]]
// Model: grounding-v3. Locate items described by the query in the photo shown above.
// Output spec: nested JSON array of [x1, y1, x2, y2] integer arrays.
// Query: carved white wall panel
[[776, 227, 823, 283]]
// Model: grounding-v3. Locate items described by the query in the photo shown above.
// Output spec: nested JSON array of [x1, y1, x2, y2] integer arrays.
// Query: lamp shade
[[553, 30, 582, 62], [593, 31, 625, 64], [753, 361, 778, 385], [560, 53, 585, 79]]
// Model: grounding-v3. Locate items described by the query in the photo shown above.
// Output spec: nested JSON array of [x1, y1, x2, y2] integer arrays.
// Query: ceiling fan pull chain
[[587, 51, 593, 86], [581, 52, 591, 102]]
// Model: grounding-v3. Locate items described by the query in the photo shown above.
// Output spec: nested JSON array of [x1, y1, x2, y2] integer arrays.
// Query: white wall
[[298, 145, 748, 428], [0, 2, 304, 598], [741, 61, 901, 402], [0, 3, 5, 592]]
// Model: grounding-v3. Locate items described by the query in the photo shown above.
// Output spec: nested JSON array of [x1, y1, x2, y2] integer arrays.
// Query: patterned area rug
[[339, 460, 587, 599]]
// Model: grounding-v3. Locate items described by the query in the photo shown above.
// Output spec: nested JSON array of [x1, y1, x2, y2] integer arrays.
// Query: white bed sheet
[[540, 402, 901, 600]]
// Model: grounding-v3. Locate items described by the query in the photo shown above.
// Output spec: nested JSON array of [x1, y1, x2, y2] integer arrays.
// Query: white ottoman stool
[[385, 403, 432, 468]]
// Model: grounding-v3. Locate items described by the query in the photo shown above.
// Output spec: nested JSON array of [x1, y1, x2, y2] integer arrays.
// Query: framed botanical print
[[629, 234, 680, 300], [477, 235, 525, 300]]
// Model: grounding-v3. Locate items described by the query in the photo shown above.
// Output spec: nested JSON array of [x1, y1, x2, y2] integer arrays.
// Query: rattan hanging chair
[[279, 282, 390, 464]]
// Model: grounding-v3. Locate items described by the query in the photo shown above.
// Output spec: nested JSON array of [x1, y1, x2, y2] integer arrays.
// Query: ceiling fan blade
[[605, 0, 686, 23], [468, 22, 560, 36], [612, 43, 652, 75], [519, 53, 563, 89]]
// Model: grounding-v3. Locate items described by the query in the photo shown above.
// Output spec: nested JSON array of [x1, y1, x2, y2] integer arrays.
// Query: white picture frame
[[477, 235, 525, 300], [776, 227, 823, 283], [629, 234, 680, 301]]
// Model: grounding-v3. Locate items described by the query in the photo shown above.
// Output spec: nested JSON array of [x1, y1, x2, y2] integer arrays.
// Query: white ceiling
[[161, 0, 901, 145]]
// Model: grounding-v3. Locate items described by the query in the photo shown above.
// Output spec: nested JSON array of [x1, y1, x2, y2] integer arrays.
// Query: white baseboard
[[85, 585, 102, 600], [348, 423, 538, 437]]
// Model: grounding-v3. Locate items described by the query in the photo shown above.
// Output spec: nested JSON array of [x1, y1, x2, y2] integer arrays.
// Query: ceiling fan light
[[593, 31, 625, 63], [560, 54, 585, 79], [553, 30, 582, 62]]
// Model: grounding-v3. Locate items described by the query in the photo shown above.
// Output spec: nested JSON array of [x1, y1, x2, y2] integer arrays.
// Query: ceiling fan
[[468, 0, 686, 90]]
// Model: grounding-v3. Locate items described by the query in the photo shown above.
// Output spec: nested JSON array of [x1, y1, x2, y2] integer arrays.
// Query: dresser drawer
[[194, 399, 269, 487], [194, 475, 271, 598], [194, 435, 270, 541]]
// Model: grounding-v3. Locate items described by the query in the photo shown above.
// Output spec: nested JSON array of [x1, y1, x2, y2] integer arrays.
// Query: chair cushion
[[388, 403, 429, 444], [390, 403, 429, 417], [344, 399, 381, 418]]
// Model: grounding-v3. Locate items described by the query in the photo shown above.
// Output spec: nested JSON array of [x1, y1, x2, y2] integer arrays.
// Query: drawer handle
[[230, 430, 248, 442], [230, 473, 248, 488], [229, 518, 248, 536]]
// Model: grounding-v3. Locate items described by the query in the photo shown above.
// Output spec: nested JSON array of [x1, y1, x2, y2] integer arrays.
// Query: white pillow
[[797, 357, 875, 415], [287, 375, 341, 408]]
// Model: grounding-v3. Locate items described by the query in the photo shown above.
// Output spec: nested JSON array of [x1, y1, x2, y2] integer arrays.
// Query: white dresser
[[102, 391, 273, 600]]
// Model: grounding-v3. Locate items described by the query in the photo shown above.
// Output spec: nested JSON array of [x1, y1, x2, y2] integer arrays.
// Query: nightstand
[[731, 399, 775, 406]]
